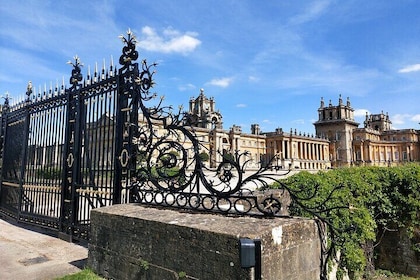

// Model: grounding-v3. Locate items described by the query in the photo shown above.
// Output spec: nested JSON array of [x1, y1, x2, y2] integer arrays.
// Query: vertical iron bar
[[43, 109, 50, 216], [41, 109, 47, 187], [18, 98, 31, 220], [128, 69, 139, 203], [34, 112, 40, 185], [93, 94, 99, 193], [30, 115, 35, 186], [73, 87, 85, 236], [99, 93, 105, 196], [107, 90, 115, 202], [60, 82, 81, 240], [113, 75, 125, 205], [0, 102, 8, 212], [58, 105, 65, 217]]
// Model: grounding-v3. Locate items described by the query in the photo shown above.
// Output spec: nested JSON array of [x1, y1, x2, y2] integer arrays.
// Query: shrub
[[271, 164, 420, 279]]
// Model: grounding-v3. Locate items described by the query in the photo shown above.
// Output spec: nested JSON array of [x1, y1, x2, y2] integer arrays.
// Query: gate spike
[[60, 77, 63, 94], [55, 79, 59, 96], [49, 81, 53, 97], [102, 59, 105, 80], [109, 55, 114, 77], [94, 62, 98, 82]]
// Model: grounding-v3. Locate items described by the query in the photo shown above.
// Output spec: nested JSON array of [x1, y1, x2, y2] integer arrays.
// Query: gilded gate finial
[[119, 28, 138, 67], [67, 55, 83, 88]]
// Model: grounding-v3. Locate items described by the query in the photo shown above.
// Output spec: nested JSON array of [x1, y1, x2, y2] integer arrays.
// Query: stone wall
[[88, 204, 321, 280], [375, 227, 420, 277]]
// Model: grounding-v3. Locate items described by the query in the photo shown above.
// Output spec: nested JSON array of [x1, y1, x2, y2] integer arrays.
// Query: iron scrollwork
[[117, 31, 288, 217]]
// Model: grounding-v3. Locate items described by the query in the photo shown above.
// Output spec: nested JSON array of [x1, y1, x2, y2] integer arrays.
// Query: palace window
[[335, 132, 341, 140], [356, 150, 361, 161]]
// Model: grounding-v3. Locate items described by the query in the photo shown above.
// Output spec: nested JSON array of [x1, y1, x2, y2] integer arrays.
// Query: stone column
[[281, 140, 285, 159]]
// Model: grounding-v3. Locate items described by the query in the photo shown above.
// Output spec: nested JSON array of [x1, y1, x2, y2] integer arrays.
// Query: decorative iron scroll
[[115, 30, 291, 217]]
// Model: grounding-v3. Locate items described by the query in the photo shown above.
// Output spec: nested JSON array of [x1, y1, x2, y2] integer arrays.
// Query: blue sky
[[1, 1, 420, 134]]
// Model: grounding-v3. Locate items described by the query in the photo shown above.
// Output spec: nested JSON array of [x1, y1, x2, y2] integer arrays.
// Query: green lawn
[[54, 269, 104, 280]]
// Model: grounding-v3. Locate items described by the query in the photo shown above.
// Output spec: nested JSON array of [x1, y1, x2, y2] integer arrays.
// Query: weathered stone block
[[88, 204, 321, 280], [376, 227, 420, 277]]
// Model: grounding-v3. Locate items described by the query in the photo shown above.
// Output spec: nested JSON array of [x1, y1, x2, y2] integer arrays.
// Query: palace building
[[185, 89, 331, 170], [187, 90, 420, 170], [314, 96, 420, 168]]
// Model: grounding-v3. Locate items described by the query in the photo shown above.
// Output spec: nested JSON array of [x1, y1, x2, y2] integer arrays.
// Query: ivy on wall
[[271, 164, 420, 279]]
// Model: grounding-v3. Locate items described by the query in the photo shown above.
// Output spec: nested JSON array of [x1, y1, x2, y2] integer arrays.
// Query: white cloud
[[248, 76, 260, 82], [289, 0, 331, 25], [398, 64, 420, 73], [236, 103, 247, 108], [206, 77, 233, 88], [392, 114, 411, 125], [292, 119, 305, 125], [410, 114, 420, 122], [178, 83, 196, 91], [354, 109, 370, 117], [137, 26, 201, 55]]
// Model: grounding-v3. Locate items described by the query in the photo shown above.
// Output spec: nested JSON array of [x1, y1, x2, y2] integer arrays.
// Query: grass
[[369, 270, 420, 280], [54, 268, 104, 280]]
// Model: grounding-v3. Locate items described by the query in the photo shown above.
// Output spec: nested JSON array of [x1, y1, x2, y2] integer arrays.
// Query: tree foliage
[[271, 164, 420, 279]]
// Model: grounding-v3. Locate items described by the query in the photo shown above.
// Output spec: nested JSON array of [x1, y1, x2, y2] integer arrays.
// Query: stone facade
[[88, 204, 321, 280], [185, 89, 331, 171], [315, 96, 420, 168], [265, 128, 331, 170], [314, 96, 359, 167]]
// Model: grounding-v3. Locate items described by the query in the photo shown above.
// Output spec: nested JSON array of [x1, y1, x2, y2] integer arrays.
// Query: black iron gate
[[0, 30, 350, 279], [0, 33, 137, 241]]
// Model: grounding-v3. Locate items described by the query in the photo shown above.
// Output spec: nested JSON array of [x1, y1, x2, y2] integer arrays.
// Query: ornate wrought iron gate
[[0, 35, 135, 241]]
